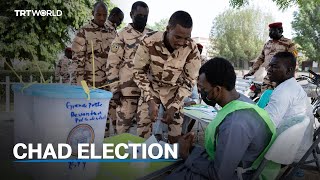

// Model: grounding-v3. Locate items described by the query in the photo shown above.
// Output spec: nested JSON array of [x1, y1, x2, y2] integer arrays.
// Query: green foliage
[[229, 0, 249, 8], [22, 61, 54, 71], [147, 18, 168, 31], [117, 22, 126, 30], [209, 7, 274, 66], [229, 0, 302, 9], [292, 0, 320, 61], [0, 0, 114, 66]]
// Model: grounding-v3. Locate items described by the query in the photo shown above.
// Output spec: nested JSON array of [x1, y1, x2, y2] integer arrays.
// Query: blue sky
[[111, 0, 297, 39]]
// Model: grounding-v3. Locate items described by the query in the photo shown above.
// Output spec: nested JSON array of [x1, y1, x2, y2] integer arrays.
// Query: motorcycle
[[236, 76, 262, 102], [248, 81, 263, 102], [297, 69, 320, 122]]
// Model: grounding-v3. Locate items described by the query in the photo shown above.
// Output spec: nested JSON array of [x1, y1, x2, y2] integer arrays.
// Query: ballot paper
[[201, 111, 218, 119], [183, 104, 218, 122], [127, 135, 176, 160], [184, 104, 216, 113]]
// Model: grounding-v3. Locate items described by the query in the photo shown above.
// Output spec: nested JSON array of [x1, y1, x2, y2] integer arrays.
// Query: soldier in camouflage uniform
[[133, 11, 201, 143], [72, 2, 116, 87], [244, 22, 298, 91], [71, 2, 118, 136], [104, 7, 124, 136], [106, 1, 151, 134], [106, 7, 124, 33], [55, 47, 76, 84]]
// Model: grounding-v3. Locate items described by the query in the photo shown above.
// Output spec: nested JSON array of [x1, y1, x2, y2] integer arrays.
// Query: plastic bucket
[[12, 84, 112, 180]]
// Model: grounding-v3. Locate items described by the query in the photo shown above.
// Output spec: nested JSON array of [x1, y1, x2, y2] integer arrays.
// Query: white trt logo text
[[14, 10, 62, 17]]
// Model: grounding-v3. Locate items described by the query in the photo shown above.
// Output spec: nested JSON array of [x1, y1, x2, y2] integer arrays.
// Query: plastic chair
[[251, 116, 310, 180], [279, 126, 320, 179]]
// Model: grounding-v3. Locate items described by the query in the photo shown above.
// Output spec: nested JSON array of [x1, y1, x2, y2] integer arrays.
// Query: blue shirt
[[257, 89, 273, 108]]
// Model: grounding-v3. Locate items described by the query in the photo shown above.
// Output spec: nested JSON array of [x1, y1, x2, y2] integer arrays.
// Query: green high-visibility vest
[[204, 100, 280, 180]]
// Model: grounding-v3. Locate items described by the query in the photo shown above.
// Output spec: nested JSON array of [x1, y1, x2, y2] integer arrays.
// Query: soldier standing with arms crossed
[[71, 2, 119, 136]]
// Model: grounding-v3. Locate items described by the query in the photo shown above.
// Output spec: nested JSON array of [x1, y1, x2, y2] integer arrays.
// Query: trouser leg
[[136, 97, 154, 139], [167, 109, 183, 144], [105, 99, 117, 136], [116, 97, 138, 134]]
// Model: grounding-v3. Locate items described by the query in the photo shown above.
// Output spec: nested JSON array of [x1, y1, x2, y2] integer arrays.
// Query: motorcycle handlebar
[[307, 70, 320, 86], [308, 70, 320, 78]]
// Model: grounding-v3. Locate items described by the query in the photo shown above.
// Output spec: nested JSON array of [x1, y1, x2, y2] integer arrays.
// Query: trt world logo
[[14, 10, 62, 17]]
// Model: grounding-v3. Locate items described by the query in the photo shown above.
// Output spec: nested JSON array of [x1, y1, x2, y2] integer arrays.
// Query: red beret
[[269, 22, 282, 28], [65, 47, 72, 51], [197, 43, 203, 49]]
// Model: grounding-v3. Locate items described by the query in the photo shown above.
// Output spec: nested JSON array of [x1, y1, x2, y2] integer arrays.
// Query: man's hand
[[184, 101, 196, 107], [163, 106, 178, 124], [178, 132, 194, 160], [148, 100, 158, 122], [113, 92, 122, 105]]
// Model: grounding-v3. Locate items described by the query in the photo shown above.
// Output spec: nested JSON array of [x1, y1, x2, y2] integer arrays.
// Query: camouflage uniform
[[133, 31, 201, 143], [105, 20, 119, 135], [106, 19, 117, 33], [72, 20, 116, 87], [249, 36, 298, 91], [200, 55, 207, 66], [71, 20, 117, 134], [54, 56, 77, 84], [106, 24, 152, 134]]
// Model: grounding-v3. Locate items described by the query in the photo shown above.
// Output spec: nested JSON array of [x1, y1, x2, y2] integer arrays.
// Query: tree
[[147, 18, 168, 31], [292, 0, 320, 61], [228, 0, 303, 9], [209, 7, 274, 68], [0, 0, 114, 70]]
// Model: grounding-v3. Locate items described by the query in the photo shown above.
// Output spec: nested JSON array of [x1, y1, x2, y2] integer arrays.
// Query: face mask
[[133, 15, 147, 30], [269, 33, 282, 40], [269, 29, 282, 40], [201, 90, 217, 107]]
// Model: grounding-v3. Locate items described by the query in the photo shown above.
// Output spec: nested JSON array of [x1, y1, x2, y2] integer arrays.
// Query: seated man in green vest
[[167, 57, 277, 180]]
